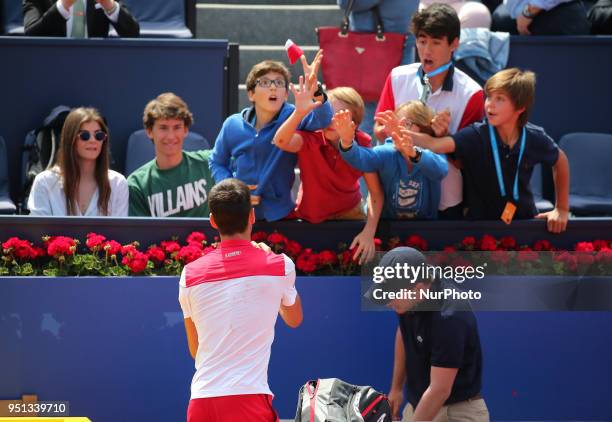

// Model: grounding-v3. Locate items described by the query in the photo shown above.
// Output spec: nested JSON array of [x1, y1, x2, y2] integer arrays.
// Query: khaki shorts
[[402, 398, 489, 422]]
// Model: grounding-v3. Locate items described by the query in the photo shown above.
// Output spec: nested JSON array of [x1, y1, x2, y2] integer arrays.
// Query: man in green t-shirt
[[128, 93, 214, 217]]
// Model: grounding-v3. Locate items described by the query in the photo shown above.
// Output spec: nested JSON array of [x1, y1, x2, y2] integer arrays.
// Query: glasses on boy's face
[[77, 130, 107, 142], [255, 78, 287, 89]]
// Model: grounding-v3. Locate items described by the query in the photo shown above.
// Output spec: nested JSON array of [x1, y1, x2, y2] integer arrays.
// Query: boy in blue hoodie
[[210, 54, 333, 221], [339, 101, 448, 219]]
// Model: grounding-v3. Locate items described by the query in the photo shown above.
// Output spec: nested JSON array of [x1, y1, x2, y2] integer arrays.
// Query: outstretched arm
[[536, 149, 569, 233]]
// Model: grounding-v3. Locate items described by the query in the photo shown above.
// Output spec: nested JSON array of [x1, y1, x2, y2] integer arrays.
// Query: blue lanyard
[[419, 61, 452, 103], [423, 61, 453, 80], [488, 124, 526, 202]]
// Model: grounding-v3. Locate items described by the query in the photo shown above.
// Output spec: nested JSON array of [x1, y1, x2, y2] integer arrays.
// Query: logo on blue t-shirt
[[395, 179, 422, 219]]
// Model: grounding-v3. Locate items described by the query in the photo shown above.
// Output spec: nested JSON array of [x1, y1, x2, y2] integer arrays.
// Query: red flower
[[251, 231, 268, 243], [593, 240, 610, 251], [374, 238, 382, 251], [479, 235, 498, 251], [85, 232, 106, 251], [595, 247, 612, 264], [186, 232, 207, 248], [177, 245, 204, 264], [340, 250, 353, 266], [317, 250, 338, 266], [443, 246, 457, 253], [122, 251, 149, 274], [2, 237, 36, 260], [296, 249, 318, 273], [102, 240, 122, 256], [32, 246, 46, 259], [285, 240, 302, 258], [517, 249, 538, 262], [499, 236, 517, 251], [534, 240, 553, 251], [405, 235, 428, 251], [461, 236, 477, 250], [161, 240, 181, 254], [121, 244, 137, 256], [46, 236, 76, 257], [147, 245, 166, 263], [575, 242, 594, 252], [491, 250, 511, 265], [267, 232, 288, 246], [577, 253, 595, 266], [555, 252, 578, 272]]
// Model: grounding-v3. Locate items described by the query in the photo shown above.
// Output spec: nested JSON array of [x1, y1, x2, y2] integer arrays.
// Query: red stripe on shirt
[[185, 240, 286, 287], [459, 90, 485, 130], [375, 73, 396, 114]]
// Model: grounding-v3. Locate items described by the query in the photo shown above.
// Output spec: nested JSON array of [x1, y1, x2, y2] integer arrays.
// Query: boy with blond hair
[[410, 68, 569, 232], [273, 85, 384, 263], [210, 54, 333, 221], [338, 100, 448, 220]]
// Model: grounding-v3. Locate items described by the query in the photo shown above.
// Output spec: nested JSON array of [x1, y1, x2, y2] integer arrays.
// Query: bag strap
[[340, 0, 355, 36], [340, 1, 386, 39], [371, 6, 386, 40]]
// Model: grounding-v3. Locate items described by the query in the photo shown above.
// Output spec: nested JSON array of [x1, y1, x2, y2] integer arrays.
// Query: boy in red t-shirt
[[273, 83, 383, 264]]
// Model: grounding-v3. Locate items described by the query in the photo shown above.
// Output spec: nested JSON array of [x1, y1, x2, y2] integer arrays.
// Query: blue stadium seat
[[124, 129, 210, 175], [2, 0, 24, 35], [530, 163, 554, 213], [0, 136, 17, 214], [120, 0, 193, 38], [559, 132, 612, 216]]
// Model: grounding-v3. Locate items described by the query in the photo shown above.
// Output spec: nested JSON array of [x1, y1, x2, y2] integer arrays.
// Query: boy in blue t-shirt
[[210, 53, 333, 221], [339, 101, 448, 220], [410, 68, 570, 233]]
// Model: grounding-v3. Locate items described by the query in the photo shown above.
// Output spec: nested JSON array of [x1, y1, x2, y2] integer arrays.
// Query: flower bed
[[1, 231, 611, 277]]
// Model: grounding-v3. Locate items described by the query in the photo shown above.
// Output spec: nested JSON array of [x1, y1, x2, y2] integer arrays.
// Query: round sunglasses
[[78, 130, 107, 142]]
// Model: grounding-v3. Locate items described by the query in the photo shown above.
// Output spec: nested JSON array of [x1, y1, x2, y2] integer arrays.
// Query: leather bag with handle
[[316, 0, 406, 102]]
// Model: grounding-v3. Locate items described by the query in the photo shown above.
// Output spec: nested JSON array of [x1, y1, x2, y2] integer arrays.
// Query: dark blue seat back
[[530, 163, 554, 212], [121, 0, 192, 38], [2, 0, 24, 34], [559, 132, 612, 215], [0, 136, 17, 214], [124, 129, 210, 175]]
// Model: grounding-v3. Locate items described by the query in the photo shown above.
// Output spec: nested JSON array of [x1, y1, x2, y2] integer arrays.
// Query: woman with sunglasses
[[28, 107, 128, 216]]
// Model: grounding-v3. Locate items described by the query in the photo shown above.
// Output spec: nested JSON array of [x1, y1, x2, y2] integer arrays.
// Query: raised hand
[[332, 110, 356, 146], [391, 128, 416, 159], [289, 75, 322, 115], [300, 49, 323, 91], [374, 110, 405, 139], [431, 108, 451, 137]]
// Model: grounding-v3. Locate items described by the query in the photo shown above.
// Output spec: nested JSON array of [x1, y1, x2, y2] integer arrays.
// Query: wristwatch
[[410, 147, 423, 163], [522, 5, 537, 18]]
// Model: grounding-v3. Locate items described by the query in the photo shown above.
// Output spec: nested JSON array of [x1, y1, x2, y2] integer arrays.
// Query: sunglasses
[[78, 130, 107, 142]]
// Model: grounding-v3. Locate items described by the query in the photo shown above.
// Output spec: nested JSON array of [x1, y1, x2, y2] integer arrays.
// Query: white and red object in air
[[285, 39, 304, 65]]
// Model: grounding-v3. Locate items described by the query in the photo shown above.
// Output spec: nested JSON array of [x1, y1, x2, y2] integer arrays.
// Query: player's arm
[[279, 294, 303, 328], [184, 318, 198, 359], [388, 326, 407, 419], [412, 366, 459, 420]]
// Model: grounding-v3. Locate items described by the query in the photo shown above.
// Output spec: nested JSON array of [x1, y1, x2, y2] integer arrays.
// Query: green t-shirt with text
[[128, 150, 214, 217]]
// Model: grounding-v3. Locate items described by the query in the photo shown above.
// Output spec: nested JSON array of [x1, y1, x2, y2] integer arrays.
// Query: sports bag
[[295, 378, 392, 422], [316, 0, 406, 102]]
